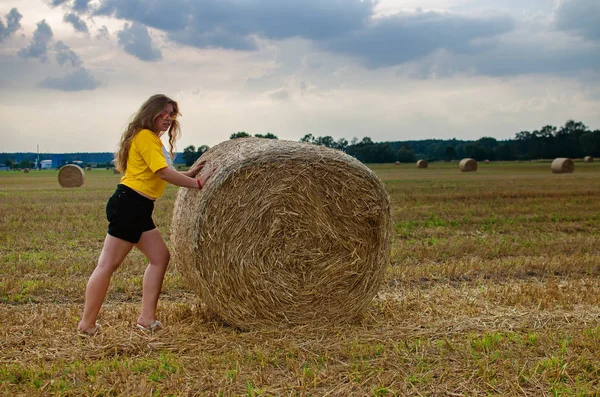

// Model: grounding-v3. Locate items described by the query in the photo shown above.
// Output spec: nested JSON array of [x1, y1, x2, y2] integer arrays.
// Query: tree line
[[182, 120, 598, 165], [4, 120, 598, 168]]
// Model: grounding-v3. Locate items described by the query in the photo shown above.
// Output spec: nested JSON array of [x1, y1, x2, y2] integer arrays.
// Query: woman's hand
[[183, 159, 205, 177], [198, 165, 216, 188]]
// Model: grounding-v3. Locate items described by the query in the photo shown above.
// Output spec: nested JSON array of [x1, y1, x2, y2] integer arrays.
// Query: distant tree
[[182, 145, 209, 166], [476, 137, 498, 149], [444, 146, 456, 161], [580, 130, 600, 157], [556, 120, 588, 158], [335, 138, 348, 152], [350, 137, 359, 145], [182, 145, 198, 166], [254, 133, 278, 139], [300, 133, 314, 143], [314, 136, 336, 148], [515, 131, 532, 141], [494, 143, 515, 160], [397, 145, 415, 163], [465, 144, 487, 161], [360, 137, 373, 145], [230, 131, 251, 139], [197, 145, 210, 156]]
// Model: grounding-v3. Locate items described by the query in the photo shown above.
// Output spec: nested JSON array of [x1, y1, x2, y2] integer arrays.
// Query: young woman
[[77, 94, 211, 335]]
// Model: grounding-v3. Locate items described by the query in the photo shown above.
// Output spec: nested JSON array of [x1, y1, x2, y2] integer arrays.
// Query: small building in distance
[[40, 160, 53, 169]]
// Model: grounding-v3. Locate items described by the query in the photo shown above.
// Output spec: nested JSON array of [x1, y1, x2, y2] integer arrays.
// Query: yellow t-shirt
[[120, 129, 171, 199]]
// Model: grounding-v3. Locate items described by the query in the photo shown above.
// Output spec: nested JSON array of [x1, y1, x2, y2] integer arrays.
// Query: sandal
[[77, 323, 101, 337], [136, 320, 162, 334]]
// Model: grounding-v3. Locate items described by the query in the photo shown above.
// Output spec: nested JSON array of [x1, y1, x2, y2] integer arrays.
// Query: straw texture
[[459, 158, 477, 172], [171, 138, 392, 330], [58, 164, 84, 187], [416, 160, 428, 169], [551, 158, 574, 174]]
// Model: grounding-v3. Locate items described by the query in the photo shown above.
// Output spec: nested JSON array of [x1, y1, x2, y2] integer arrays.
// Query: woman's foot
[[136, 320, 162, 334], [77, 323, 101, 337]]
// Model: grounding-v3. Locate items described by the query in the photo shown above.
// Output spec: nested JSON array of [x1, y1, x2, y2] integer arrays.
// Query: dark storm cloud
[[0, 8, 23, 42], [18, 19, 53, 62], [93, 0, 374, 45], [323, 10, 515, 68], [38, 67, 100, 91], [117, 22, 162, 61], [75, 0, 596, 77], [73, 0, 93, 14], [554, 0, 600, 41], [50, 0, 70, 6], [55, 41, 82, 67], [64, 12, 89, 34]]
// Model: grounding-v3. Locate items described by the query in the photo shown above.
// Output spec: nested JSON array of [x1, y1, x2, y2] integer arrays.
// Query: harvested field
[[1, 162, 599, 396]]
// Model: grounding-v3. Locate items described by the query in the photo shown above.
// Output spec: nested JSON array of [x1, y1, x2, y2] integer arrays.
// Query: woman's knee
[[96, 259, 120, 274], [150, 251, 170, 269]]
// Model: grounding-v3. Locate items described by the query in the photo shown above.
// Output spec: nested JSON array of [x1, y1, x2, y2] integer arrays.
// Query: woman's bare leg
[[78, 234, 134, 332], [135, 228, 170, 327]]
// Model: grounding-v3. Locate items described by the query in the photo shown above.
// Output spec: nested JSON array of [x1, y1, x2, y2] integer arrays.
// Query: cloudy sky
[[0, 0, 598, 153]]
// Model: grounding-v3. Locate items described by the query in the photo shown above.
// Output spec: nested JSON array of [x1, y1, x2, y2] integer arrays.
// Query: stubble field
[[1, 161, 599, 396]]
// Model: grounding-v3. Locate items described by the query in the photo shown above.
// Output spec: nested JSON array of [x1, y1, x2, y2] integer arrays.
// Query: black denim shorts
[[106, 184, 156, 243]]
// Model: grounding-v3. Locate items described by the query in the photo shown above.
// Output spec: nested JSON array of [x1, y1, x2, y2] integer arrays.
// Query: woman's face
[[154, 103, 176, 133]]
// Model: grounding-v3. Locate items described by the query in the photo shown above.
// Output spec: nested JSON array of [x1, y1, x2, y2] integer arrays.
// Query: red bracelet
[[197, 179, 202, 189]]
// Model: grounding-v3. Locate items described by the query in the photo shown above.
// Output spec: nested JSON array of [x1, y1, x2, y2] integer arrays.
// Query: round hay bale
[[171, 138, 392, 330], [459, 158, 477, 172], [584, 156, 593, 163], [551, 158, 574, 174], [24, 168, 30, 173], [85, 166, 92, 171], [394, 161, 400, 165], [484, 159, 490, 164], [58, 164, 84, 187], [416, 160, 428, 169]]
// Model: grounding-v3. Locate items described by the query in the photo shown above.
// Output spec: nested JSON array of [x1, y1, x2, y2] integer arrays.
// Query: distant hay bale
[[551, 158, 574, 174], [484, 159, 490, 164], [85, 166, 92, 171], [459, 158, 477, 172], [171, 138, 392, 330], [394, 161, 400, 165], [24, 168, 30, 173], [58, 164, 84, 187], [416, 160, 428, 169], [584, 156, 593, 163]]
